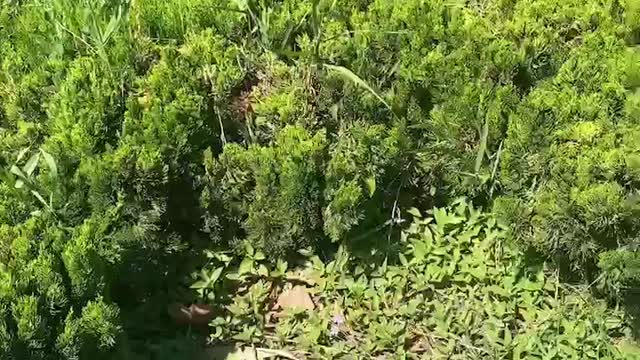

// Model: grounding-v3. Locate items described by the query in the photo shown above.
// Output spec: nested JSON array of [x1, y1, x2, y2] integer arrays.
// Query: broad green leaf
[[40, 149, 57, 178], [23, 153, 40, 177], [398, 253, 408, 266], [257, 264, 269, 277], [516, 279, 542, 292], [407, 207, 422, 218], [244, 243, 255, 256], [232, 329, 254, 343], [209, 267, 224, 285], [410, 241, 428, 263], [10, 165, 27, 189], [276, 259, 288, 274], [218, 253, 233, 264], [239, 258, 253, 275], [226, 273, 241, 281], [487, 285, 509, 297], [433, 207, 463, 233], [426, 263, 443, 280], [190, 280, 207, 289], [469, 265, 486, 280]]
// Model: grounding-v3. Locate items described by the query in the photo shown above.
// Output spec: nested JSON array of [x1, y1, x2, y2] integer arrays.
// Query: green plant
[[202, 126, 327, 256], [3, 147, 58, 215], [497, 31, 640, 282], [2, 0, 640, 358], [196, 201, 635, 358]]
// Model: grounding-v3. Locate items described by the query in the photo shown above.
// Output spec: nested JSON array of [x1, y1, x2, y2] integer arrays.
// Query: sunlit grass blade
[[323, 63, 392, 112]]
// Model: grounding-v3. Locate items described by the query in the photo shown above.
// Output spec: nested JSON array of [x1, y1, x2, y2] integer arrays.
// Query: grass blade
[[323, 64, 392, 112], [474, 114, 489, 174]]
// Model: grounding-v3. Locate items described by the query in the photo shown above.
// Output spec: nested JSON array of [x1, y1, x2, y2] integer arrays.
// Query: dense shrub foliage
[[0, 0, 639, 358]]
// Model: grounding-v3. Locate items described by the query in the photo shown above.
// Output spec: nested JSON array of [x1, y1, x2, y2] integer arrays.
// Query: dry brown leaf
[[407, 328, 433, 354], [189, 303, 214, 325], [167, 303, 192, 324], [275, 285, 314, 311], [408, 337, 431, 353], [167, 303, 214, 326]]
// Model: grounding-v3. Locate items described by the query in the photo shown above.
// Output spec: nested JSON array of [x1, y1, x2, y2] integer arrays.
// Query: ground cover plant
[[0, 0, 640, 358], [198, 202, 635, 359]]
